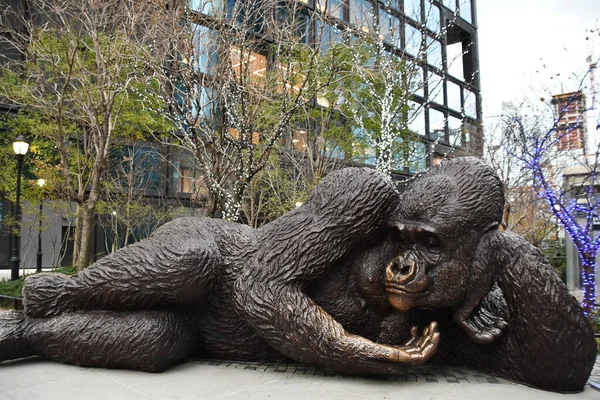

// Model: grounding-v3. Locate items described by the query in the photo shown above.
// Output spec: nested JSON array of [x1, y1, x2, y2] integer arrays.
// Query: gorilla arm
[[465, 230, 596, 392], [233, 168, 439, 372]]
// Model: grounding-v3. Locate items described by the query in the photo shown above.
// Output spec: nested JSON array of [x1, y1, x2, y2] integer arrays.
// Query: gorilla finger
[[428, 321, 439, 333], [410, 326, 419, 338], [494, 318, 508, 330], [472, 315, 485, 330]]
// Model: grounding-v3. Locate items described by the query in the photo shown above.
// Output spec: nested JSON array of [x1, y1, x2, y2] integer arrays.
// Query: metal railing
[[0, 294, 23, 310]]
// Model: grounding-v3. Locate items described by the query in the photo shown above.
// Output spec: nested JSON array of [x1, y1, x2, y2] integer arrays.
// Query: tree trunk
[[72, 203, 85, 268], [76, 205, 96, 272], [580, 254, 597, 318]]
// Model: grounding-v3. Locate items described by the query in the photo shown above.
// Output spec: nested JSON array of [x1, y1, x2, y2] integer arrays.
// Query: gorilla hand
[[453, 230, 508, 345], [386, 322, 440, 365]]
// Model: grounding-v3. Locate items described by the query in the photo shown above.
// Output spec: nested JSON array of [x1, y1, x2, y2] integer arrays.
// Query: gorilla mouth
[[385, 283, 428, 297]]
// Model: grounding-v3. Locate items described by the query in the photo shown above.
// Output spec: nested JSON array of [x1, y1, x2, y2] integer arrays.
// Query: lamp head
[[13, 135, 29, 156]]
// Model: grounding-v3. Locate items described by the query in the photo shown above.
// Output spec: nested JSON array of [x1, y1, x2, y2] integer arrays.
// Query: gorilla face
[[385, 222, 474, 312]]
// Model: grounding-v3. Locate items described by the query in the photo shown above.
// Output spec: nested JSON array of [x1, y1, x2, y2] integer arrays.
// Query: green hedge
[[0, 266, 77, 308]]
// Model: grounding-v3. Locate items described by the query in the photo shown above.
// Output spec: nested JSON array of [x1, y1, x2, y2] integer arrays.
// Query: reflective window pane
[[408, 101, 426, 136], [447, 80, 461, 111], [425, 3, 440, 32], [405, 24, 422, 57], [409, 65, 424, 97], [428, 108, 446, 141], [191, 0, 224, 16], [464, 89, 477, 118], [315, 21, 343, 53], [448, 116, 462, 146], [349, 0, 374, 32], [426, 36, 442, 69], [379, 8, 401, 48], [408, 141, 427, 174], [195, 25, 218, 74], [316, 0, 345, 20], [460, 0, 472, 23], [404, 0, 421, 23], [428, 72, 444, 105], [443, 0, 456, 11]]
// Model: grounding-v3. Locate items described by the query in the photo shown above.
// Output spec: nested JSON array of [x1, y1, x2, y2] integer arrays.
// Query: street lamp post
[[36, 178, 46, 273], [10, 135, 29, 281]]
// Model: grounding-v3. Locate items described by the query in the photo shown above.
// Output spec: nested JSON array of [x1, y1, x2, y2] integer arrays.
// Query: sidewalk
[[1, 357, 599, 400]]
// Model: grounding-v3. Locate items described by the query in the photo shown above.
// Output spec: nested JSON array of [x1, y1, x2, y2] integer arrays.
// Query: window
[[316, 0, 345, 20], [405, 24, 422, 57], [408, 101, 426, 136], [191, 0, 224, 16], [408, 141, 427, 173], [447, 24, 474, 82], [294, 10, 311, 44], [424, 3, 440, 32], [353, 126, 376, 165], [463, 120, 477, 144], [443, 0, 456, 12], [447, 80, 461, 111], [404, 0, 421, 22], [171, 150, 198, 194], [230, 47, 267, 82], [448, 115, 462, 146], [425, 36, 442, 69], [226, 0, 265, 33], [459, 0, 472, 23], [349, 0, 374, 32], [428, 108, 446, 141], [427, 71, 444, 105], [291, 129, 308, 152], [110, 146, 161, 192], [315, 20, 343, 53], [409, 65, 424, 97], [464, 89, 477, 118], [379, 8, 401, 48], [192, 86, 218, 127], [195, 25, 218, 74], [229, 127, 260, 144]]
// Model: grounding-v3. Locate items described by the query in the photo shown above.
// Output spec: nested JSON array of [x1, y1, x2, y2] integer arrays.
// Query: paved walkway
[[1, 357, 599, 399]]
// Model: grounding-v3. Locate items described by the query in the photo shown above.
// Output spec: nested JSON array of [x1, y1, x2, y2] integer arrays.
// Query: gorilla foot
[[388, 321, 440, 366], [0, 311, 33, 362], [23, 273, 74, 318]]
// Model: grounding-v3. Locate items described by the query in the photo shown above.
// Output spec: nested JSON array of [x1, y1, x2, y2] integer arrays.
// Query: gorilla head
[[385, 157, 504, 312]]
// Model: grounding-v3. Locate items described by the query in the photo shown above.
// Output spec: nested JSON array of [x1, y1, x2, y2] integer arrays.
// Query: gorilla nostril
[[399, 264, 411, 275]]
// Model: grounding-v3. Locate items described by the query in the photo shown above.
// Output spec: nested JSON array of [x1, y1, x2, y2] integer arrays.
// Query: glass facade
[[188, 0, 482, 176]]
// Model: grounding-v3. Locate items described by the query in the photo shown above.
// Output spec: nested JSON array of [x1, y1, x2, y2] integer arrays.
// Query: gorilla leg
[[0, 309, 197, 372], [23, 218, 247, 318]]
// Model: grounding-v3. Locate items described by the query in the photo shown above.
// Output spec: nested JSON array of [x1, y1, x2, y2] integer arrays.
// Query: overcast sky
[[476, 0, 600, 120]]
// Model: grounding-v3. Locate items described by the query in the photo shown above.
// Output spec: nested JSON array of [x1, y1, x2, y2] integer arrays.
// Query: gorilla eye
[[422, 236, 441, 250]]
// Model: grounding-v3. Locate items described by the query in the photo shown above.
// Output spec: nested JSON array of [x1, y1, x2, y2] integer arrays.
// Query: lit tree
[[146, 0, 341, 221], [495, 33, 600, 316], [338, 0, 476, 178]]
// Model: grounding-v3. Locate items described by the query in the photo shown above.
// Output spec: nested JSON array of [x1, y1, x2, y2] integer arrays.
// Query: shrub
[[0, 266, 78, 309]]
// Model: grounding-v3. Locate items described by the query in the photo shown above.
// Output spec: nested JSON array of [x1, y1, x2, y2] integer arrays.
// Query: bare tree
[[0, 0, 169, 269], [146, 0, 345, 221]]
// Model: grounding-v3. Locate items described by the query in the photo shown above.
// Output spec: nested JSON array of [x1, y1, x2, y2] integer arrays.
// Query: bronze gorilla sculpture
[[0, 157, 596, 392]]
